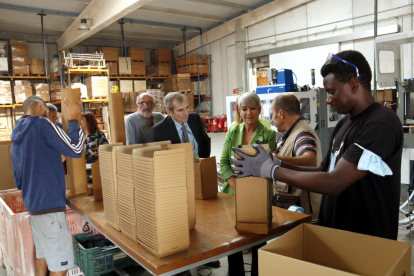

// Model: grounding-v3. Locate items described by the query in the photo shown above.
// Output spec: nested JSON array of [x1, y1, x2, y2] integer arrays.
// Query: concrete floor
[[2, 133, 414, 275]]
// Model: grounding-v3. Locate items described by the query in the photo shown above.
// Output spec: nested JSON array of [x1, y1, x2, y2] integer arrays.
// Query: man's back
[[11, 116, 84, 213]]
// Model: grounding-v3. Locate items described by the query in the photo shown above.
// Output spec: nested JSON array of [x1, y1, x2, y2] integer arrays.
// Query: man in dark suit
[[150, 92, 211, 158]]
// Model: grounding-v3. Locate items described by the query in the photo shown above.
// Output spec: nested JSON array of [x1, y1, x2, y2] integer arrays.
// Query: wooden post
[[108, 93, 126, 144], [92, 161, 103, 201], [61, 88, 88, 195]]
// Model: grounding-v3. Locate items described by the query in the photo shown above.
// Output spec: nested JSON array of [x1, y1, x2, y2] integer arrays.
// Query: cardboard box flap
[[142, 140, 171, 149], [100, 143, 123, 152], [117, 144, 144, 155], [132, 145, 163, 157]]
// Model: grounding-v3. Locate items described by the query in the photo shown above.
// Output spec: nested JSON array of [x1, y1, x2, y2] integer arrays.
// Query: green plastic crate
[[73, 234, 135, 276]]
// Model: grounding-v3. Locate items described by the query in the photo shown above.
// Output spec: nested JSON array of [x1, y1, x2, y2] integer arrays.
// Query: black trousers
[[227, 242, 266, 276]]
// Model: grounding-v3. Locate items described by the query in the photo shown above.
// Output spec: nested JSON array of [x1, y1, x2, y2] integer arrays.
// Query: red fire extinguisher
[[223, 114, 228, 132], [206, 118, 212, 132], [212, 116, 219, 132], [218, 116, 224, 132]]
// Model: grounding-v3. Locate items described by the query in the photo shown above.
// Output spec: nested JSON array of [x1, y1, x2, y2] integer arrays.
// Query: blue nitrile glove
[[231, 144, 276, 179]]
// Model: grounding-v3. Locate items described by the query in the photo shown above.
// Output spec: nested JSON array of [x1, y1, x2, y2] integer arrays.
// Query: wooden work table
[[66, 192, 310, 275]]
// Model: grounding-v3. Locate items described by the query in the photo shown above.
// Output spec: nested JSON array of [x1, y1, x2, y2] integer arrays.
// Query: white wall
[[184, 0, 414, 115]]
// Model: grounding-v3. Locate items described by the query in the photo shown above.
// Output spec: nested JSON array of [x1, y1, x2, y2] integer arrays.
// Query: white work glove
[[231, 144, 279, 179]]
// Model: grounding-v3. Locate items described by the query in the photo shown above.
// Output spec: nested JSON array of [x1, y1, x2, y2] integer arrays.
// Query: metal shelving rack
[[194, 53, 212, 116]]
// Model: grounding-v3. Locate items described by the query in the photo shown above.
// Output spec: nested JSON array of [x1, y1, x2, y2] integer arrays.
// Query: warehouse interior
[[1, 0, 414, 275]]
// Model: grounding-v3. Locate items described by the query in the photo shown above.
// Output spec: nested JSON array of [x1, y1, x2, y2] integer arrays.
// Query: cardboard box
[[194, 156, 217, 199], [384, 88, 396, 101], [85, 76, 109, 98], [14, 80, 32, 103], [29, 60, 45, 75], [146, 64, 171, 77], [164, 77, 191, 92], [259, 223, 411, 276], [0, 142, 15, 191], [150, 49, 171, 63], [176, 55, 209, 67], [235, 145, 272, 234], [12, 65, 29, 76], [130, 92, 138, 112], [128, 48, 145, 61], [0, 81, 12, 104], [133, 80, 146, 92], [191, 80, 208, 95], [185, 92, 194, 111], [0, 58, 8, 73], [108, 93, 126, 144], [71, 82, 88, 99], [101, 47, 118, 62], [119, 80, 134, 93], [34, 83, 50, 102], [131, 62, 146, 76], [372, 90, 384, 102], [122, 92, 130, 113], [133, 145, 189, 257], [107, 62, 118, 76], [118, 57, 131, 75]]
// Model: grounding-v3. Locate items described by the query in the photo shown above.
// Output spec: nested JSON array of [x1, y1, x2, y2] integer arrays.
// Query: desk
[[66, 192, 310, 276]]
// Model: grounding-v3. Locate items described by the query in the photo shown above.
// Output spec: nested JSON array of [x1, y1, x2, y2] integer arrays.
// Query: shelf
[[0, 76, 47, 80], [195, 96, 211, 100], [110, 76, 147, 80], [0, 104, 13, 108], [68, 68, 109, 74], [190, 74, 209, 78]]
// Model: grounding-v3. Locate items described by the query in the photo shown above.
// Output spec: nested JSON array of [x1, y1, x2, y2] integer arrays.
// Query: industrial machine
[[256, 69, 298, 94]]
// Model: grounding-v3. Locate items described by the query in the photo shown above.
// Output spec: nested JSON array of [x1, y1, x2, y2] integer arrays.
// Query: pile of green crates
[[73, 234, 135, 276]]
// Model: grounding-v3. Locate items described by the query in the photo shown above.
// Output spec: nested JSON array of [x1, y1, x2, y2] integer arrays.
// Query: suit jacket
[[150, 113, 211, 158]]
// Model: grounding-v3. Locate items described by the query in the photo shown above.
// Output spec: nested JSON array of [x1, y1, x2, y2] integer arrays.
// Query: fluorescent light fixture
[[78, 19, 90, 31]]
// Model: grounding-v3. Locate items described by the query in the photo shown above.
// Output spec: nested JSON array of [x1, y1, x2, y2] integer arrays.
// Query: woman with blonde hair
[[231, 94, 272, 129], [220, 92, 276, 195]]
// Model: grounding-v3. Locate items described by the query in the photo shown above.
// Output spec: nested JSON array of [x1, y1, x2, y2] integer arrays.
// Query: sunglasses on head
[[325, 53, 361, 79]]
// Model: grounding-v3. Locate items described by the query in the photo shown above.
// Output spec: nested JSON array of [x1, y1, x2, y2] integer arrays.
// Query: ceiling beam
[[0, 3, 77, 18], [175, 0, 313, 55], [185, 0, 250, 10], [138, 6, 224, 22], [57, 0, 153, 51]]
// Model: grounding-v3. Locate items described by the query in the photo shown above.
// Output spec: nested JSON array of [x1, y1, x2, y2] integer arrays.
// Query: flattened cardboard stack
[[133, 145, 189, 258], [0, 81, 12, 104], [116, 145, 144, 242], [118, 57, 131, 75], [10, 40, 29, 76], [101, 47, 118, 62], [163, 74, 191, 93], [235, 145, 272, 234], [194, 156, 217, 200], [99, 143, 123, 231], [133, 80, 146, 92], [34, 83, 50, 102], [119, 80, 133, 93], [49, 81, 62, 101], [85, 76, 109, 98], [168, 143, 196, 230]]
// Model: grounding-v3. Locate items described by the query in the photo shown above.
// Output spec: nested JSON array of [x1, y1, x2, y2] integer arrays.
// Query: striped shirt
[[125, 112, 165, 144], [276, 117, 317, 156]]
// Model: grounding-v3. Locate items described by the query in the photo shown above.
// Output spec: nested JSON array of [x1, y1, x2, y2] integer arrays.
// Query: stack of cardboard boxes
[[0, 81, 12, 104], [176, 54, 209, 75], [49, 81, 62, 102], [191, 80, 208, 96], [0, 41, 8, 74], [118, 57, 131, 75], [34, 83, 50, 102], [10, 40, 29, 76], [133, 145, 190, 257], [28, 59, 45, 75], [128, 48, 146, 76], [163, 74, 191, 93], [373, 89, 396, 111], [14, 81, 32, 103], [147, 49, 171, 77], [146, 89, 164, 113], [101, 47, 118, 76], [85, 76, 109, 99]]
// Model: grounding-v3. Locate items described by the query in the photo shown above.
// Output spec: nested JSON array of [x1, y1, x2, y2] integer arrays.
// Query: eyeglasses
[[138, 101, 154, 106], [325, 53, 361, 79]]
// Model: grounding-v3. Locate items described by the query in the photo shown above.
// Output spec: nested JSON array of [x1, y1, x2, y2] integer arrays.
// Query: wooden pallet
[[132, 60, 145, 63], [131, 75, 146, 77], [87, 96, 108, 100], [105, 61, 118, 63], [177, 63, 208, 67], [69, 66, 106, 70], [13, 74, 30, 77], [154, 61, 171, 64], [119, 74, 132, 77], [156, 75, 171, 77], [109, 74, 118, 77], [31, 74, 46, 76]]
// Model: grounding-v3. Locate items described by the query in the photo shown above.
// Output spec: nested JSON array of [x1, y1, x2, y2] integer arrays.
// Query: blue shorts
[[30, 212, 75, 272]]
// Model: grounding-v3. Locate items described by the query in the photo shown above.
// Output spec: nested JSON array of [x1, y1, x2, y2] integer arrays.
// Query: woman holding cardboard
[[220, 92, 276, 195]]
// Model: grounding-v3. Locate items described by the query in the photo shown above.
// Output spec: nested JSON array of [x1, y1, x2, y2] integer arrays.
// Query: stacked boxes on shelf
[[147, 49, 171, 77], [48, 56, 60, 75], [128, 48, 146, 76], [0, 129, 12, 142], [373, 89, 396, 111], [71, 83, 88, 99], [99, 144, 123, 231], [146, 89, 164, 113], [34, 83, 50, 102], [176, 54, 209, 75], [118, 57, 131, 75], [163, 74, 191, 93], [191, 80, 208, 96], [101, 47, 119, 77], [50, 81, 62, 102], [133, 80, 146, 92], [119, 80, 134, 93], [235, 145, 272, 235], [116, 145, 144, 242], [0, 81, 12, 104], [133, 145, 189, 257], [29, 59, 45, 75], [10, 40, 29, 76], [14, 80, 32, 103], [85, 76, 109, 99], [0, 41, 8, 74]]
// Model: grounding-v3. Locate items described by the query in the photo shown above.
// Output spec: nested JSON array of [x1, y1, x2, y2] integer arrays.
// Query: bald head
[[23, 96, 48, 117], [272, 94, 301, 116]]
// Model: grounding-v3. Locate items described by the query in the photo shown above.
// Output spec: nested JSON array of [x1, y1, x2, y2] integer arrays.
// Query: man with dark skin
[[232, 50, 403, 240]]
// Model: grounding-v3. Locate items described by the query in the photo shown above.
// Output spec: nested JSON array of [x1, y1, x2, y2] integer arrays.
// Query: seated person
[[80, 111, 108, 164]]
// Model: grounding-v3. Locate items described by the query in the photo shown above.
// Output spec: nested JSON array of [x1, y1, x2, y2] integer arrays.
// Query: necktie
[[181, 124, 189, 143]]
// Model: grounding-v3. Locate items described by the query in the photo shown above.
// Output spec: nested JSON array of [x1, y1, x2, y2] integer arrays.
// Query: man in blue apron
[[232, 50, 403, 240]]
